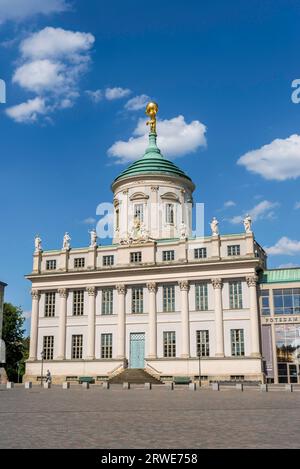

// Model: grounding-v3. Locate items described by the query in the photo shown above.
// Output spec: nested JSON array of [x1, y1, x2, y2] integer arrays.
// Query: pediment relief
[[160, 192, 179, 202], [129, 192, 149, 201]]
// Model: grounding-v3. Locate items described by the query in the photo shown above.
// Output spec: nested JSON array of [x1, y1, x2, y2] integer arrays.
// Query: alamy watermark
[[0, 79, 6, 104], [291, 79, 300, 103]]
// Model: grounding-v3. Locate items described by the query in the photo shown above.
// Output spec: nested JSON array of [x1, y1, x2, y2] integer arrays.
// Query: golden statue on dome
[[146, 101, 158, 133]]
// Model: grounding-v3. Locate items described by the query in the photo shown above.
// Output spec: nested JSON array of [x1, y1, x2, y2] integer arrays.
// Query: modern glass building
[[259, 269, 300, 383]]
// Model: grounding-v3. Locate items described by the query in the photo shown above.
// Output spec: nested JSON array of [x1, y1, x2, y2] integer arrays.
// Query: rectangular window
[[103, 255, 114, 266], [74, 257, 85, 268], [231, 329, 245, 356], [261, 290, 270, 315], [196, 330, 209, 357], [101, 333, 112, 359], [195, 283, 208, 311], [73, 290, 84, 316], [162, 250, 175, 261], [273, 288, 300, 315], [101, 288, 113, 315], [132, 287, 144, 313], [43, 336, 54, 360], [227, 245, 240, 256], [163, 285, 175, 312], [134, 204, 144, 222], [163, 331, 176, 357], [194, 248, 207, 259], [46, 260, 56, 270], [44, 292, 56, 317], [229, 281, 243, 309], [72, 334, 83, 359], [130, 252, 142, 263], [166, 203, 174, 224]]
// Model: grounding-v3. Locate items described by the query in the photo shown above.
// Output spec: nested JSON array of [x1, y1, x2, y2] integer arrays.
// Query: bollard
[[25, 381, 32, 389], [212, 382, 219, 391], [43, 382, 51, 389], [285, 384, 293, 392], [166, 382, 174, 390], [82, 382, 90, 389], [123, 382, 130, 390], [6, 382, 14, 389], [260, 384, 268, 392], [189, 382, 196, 391], [103, 381, 110, 389], [236, 383, 244, 391], [145, 382, 152, 390], [62, 382, 70, 389]]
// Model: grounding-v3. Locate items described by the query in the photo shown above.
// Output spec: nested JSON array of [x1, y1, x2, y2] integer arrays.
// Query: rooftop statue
[[34, 234, 42, 253], [210, 217, 219, 236], [62, 232, 71, 250], [146, 101, 158, 134], [89, 229, 98, 248], [243, 214, 252, 234]]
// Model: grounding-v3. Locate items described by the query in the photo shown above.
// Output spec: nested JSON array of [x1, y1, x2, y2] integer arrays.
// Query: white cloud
[[238, 134, 300, 181], [265, 237, 300, 256], [105, 87, 131, 100], [7, 27, 95, 123], [125, 94, 150, 111], [82, 217, 96, 225], [108, 115, 207, 164], [85, 89, 102, 103], [294, 202, 300, 210], [229, 200, 279, 224], [13, 59, 66, 93], [224, 200, 236, 208], [20, 27, 94, 61], [278, 263, 300, 268], [0, 0, 69, 24], [5, 97, 47, 123]]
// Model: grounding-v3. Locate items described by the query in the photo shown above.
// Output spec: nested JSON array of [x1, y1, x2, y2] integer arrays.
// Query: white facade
[[25, 232, 266, 383], [25, 125, 266, 383]]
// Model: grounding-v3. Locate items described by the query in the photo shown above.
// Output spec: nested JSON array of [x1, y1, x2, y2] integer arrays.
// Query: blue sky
[[0, 0, 300, 331]]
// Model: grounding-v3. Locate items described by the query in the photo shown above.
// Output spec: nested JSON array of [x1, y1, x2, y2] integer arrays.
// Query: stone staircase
[[108, 368, 162, 385]]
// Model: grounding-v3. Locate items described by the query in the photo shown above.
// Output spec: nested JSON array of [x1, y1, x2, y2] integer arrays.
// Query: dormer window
[[166, 203, 174, 224]]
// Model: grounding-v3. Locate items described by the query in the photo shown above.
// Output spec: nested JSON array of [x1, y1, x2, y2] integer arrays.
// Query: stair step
[[108, 368, 162, 385]]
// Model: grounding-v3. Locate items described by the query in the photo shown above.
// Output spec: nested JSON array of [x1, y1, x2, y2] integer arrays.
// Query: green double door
[[129, 333, 145, 368]]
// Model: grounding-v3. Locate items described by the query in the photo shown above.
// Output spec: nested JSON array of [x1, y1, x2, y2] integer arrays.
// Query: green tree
[[2, 303, 26, 381]]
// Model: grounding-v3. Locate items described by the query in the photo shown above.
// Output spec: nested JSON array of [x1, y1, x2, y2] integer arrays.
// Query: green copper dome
[[113, 133, 193, 185]]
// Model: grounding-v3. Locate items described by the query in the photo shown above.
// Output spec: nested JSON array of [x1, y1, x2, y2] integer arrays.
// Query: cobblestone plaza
[[0, 385, 299, 449]]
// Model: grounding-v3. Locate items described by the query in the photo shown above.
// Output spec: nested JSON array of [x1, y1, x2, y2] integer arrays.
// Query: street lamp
[[40, 350, 44, 387], [17, 362, 20, 384], [198, 349, 202, 388]]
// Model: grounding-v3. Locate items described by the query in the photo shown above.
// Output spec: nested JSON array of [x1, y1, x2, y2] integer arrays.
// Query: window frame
[[195, 282, 209, 311], [132, 286, 144, 314], [229, 280, 243, 309], [196, 330, 210, 357], [231, 329, 245, 356], [43, 336, 54, 360], [71, 334, 83, 359], [73, 290, 84, 316], [101, 288, 113, 315], [44, 292, 56, 317], [163, 331, 176, 358], [163, 285, 175, 312], [162, 250, 175, 262], [101, 333, 112, 359]]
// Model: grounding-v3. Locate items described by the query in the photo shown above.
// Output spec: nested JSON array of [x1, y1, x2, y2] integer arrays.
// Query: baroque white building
[[25, 105, 267, 384]]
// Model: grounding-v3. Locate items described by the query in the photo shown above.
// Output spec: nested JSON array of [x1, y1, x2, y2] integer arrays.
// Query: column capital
[[147, 282, 157, 293], [31, 289, 40, 300], [116, 283, 126, 295], [151, 185, 159, 192], [211, 278, 223, 289], [178, 280, 189, 291], [58, 288, 68, 298], [86, 286, 96, 296], [246, 275, 258, 287], [122, 189, 129, 195]]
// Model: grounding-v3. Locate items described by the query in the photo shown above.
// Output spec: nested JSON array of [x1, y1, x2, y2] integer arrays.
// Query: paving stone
[[0, 386, 300, 449]]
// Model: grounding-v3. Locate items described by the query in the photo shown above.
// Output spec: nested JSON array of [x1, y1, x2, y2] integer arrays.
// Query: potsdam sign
[[262, 315, 300, 324]]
